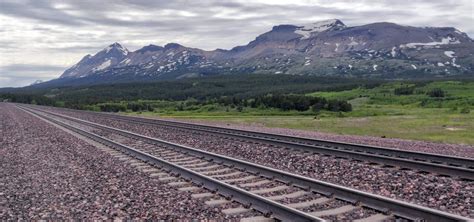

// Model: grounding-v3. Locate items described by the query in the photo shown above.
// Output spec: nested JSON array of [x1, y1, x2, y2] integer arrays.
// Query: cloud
[[0, 64, 66, 87], [0, 0, 472, 87]]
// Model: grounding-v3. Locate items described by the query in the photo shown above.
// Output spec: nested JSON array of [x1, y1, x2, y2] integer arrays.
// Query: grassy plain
[[126, 81, 474, 145]]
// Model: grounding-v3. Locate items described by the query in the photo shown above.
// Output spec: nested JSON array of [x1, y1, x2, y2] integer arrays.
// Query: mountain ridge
[[54, 19, 473, 85]]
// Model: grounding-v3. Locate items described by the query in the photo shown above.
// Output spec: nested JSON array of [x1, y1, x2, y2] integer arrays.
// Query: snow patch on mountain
[[391, 47, 397, 57], [121, 58, 131, 65], [444, 51, 455, 58], [295, 19, 345, 39], [401, 36, 461, 48], [452, 58, 461, 68], [94, 59, 112, 71], [348, 37, 359, 46], [30, 80, 44, 86]]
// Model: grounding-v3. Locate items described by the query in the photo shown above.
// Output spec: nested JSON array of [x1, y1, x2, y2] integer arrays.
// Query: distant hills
[[39, 19, 474, 87]]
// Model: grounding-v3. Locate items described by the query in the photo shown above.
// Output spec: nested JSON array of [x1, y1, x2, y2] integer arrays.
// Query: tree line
[[217, 94, 352, 112]]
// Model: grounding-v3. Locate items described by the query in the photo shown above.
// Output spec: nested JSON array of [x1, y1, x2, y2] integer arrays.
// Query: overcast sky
[[0, 0, 472, 87]]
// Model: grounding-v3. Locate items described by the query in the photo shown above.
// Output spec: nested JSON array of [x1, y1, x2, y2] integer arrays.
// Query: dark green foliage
[[427, 88, 446, 97], [460, 107, 470, 114], [0, 93, 55, 106], [8, 74, 384, 105], [394, 86, 415, 95], [218, 94, 350, 112], [327, 100, 353, 112], [127, 102, 154, 112], [98, 103, 127, 112], [1, 74, 421, 113]]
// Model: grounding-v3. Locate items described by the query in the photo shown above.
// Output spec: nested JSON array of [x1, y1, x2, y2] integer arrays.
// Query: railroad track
[[19, 105, 472, 221], [32, 105, 474, 181]]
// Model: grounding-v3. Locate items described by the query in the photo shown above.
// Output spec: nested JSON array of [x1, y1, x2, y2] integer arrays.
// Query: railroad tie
[[167, 181, 189, 187], [178, 186, 200, 192], [286, 197, 331, 208], [158, 176, 177, 182], [118, 156, 132, 161], [141, 168, 161, 173], [201, 168, 232, 175], [251, 185, 288, 195], [149, 172, 169, 178], [126, 159, 141, 164], [173, 159, 203, 166], [221, 207, 251, 215], [222, 175, 257, 183], [206, 198, 231, 206], [212, 171, 243, 179], [190, 164, 221, 171], [168, 156, 195, 162], [130, 162, 148, 167], [267, 190, 309, 201], [191, 192, 215, 199], [353, 213, 394, 222], [238, 179, 272, 188], [240, 216, 275, 222], [309, 205, 358, 217], [179, 161, 209, 168]]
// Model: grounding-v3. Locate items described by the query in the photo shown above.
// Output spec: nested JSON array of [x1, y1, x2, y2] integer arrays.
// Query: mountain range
[[40, 19, 474, 86]]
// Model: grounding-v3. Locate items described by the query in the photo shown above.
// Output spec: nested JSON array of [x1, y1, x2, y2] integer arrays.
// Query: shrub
[[394, 86, 415, 95], [427, 88, 445, 98], [98, 103, 127, 112], [327, 100, 352, 112], [460, 107, 470, 114]]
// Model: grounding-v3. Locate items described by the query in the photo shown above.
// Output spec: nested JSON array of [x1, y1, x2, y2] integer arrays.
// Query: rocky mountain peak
[[56, 20, 473, 83], [164, 43, 184, 50], [101, 42, 128, 55], [136, 44, 164, 53]]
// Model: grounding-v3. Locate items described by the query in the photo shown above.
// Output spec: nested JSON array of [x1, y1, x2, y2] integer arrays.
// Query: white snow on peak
[[105, 43, 129, 55], [400, 36, 461, 48], [295, 19, 344, 39], [437, 62, 445, 67], [373, 64, 378, 71], [411, 64, 417, 70], [444, 51, 455, 58], [94, 59, 112, 71]]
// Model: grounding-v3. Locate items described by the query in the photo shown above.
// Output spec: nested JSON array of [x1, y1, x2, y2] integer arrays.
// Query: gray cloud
[[0, 64, 66, 87], [0, 0, 472, 87], [0, 64, 66, 74]]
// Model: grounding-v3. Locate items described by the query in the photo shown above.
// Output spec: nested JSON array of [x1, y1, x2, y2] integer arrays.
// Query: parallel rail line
[[19, 105, 472, 221], [35, 105, 474, 180]]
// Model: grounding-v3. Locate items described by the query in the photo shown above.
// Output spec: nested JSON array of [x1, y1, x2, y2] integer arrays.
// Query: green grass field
[[126, 81, 474, 145]]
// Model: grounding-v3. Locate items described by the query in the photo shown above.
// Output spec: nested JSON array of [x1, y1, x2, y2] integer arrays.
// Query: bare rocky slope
[[42, 19, 474, 86]]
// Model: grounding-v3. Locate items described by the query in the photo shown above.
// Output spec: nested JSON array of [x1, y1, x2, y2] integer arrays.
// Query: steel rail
[[19, 105, 324, 222], [20, 105, 472, 221], [29, 105, 474, 180], [100, 112, 474, 168]]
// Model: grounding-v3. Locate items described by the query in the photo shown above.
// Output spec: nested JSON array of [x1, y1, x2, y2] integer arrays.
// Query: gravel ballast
[[42, 106, 474, 218], [0, 103, 245, 220]]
